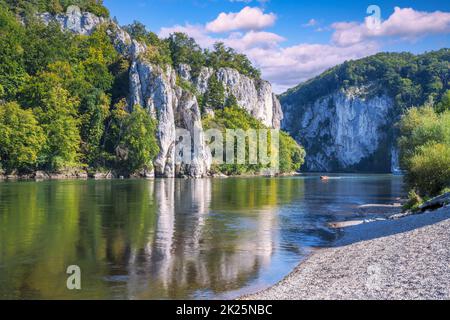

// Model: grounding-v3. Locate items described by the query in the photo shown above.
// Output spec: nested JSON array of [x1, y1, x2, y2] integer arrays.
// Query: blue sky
[[104, 0, 450, 92]]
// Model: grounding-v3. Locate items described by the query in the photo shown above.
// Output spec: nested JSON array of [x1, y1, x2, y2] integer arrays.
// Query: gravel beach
[[243, 205, 450, 300]]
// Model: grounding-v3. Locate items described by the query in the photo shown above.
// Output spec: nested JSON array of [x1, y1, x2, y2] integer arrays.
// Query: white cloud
[[158, 7, 450, 93], [332, 7, 450, 46], [205, 6, 276, 33], [247, 42, 379, 93], [159, 23, 377, 93], [303, 19, 318, 27], [226, 31, 285, 50], [159, 24, 216, 48]]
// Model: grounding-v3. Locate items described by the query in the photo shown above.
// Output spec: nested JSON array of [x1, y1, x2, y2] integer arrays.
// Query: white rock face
[[283, 87, 395, 172], [130, 62, 178, 177], [129, 61, 211, 178], [186, 66, 283, 129], [37, 7, 105, 36], [195, 67, 214, 95], [218, 68, 280, 128]]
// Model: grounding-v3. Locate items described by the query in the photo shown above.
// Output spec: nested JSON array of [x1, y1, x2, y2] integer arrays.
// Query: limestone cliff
[[282, 86, 398, 173], [38, 7, 282, 178], [178, 64, 283, 128]]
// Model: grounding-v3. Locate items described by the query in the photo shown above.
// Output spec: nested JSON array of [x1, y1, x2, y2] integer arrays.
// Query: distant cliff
[[281, 50, 450, 173]]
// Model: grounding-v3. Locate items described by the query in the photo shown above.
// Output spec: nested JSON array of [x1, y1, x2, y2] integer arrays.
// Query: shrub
[[407, 143, 450, 196], [398, 106, 450, 169], [399, 106, 450, 196], [0, 102, 45, 172], [203, 106, 305, 175], [402, 190, 423, 212], [279, 132, 306, 173], [116, 105, 159, 173]]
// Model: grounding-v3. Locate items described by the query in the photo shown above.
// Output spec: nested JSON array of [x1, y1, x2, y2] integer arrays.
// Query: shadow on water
[[0, 174, 405, 299]]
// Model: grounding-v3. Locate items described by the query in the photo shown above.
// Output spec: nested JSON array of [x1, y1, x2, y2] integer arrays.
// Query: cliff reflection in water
[[126, 178, 281, 299], [0, 178, 296, 299]]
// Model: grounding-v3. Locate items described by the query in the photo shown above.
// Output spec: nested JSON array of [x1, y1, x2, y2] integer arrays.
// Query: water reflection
[[0, 175, 404, 299]]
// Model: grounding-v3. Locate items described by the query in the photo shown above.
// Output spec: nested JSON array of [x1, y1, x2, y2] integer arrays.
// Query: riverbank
[[0, 170, 300, 181], [243, 204, 450, 300]]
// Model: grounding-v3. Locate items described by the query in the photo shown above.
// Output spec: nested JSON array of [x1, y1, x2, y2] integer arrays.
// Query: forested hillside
[[281, 50, 450, 173], [0, 1, 304, 177]]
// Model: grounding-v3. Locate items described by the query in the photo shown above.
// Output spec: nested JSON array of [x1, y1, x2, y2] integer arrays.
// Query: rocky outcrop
[[179, 65, 283, 129], [129, 60, 211, 178], [37, 6, 106, 35], [282, 86, 397, 172], [37, 7, 281, 178]]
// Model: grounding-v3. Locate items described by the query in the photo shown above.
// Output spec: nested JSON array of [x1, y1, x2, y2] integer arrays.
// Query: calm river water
[[0, 175, 404, 299]]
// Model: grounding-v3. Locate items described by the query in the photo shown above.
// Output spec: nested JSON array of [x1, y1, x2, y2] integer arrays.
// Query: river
[[0, 174, 404, 299]]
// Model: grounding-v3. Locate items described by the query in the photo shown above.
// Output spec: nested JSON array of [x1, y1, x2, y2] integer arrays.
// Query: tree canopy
[[399, 106, 450, 197], [0, 4, 158, 175], [2, 0, 110, 17]]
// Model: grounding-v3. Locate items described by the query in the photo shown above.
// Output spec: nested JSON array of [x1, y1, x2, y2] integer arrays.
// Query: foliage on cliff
[[203, 105, 305, 175], [0, 2, 298, 177], [3, 0, 109, 17], [124, 23, 261, 80]]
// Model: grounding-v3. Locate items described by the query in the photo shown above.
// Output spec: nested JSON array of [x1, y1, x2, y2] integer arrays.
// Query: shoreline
[[242, 204, 450, 300], [0, 171, 302, 182]]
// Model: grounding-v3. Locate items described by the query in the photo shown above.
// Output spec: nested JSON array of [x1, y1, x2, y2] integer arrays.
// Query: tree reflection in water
[[0, 175, 404, 299]]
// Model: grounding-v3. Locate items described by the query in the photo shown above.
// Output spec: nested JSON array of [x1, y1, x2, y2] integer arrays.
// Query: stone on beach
[[243, 205, 450, 300]]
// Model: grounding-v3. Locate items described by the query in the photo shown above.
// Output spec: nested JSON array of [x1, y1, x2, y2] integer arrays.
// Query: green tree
[[207, 42, 261, 79], [203, 74, 225, 110], [22, 20, 74, 75], [203, 106, 305, 175], [225, 93, 238, 108], [0, 102, 45, 172], [167, 32, 205, 77], [399, 106, 450, 196], [20, 72, 81, 171], [408, 143, 450, 196], [279, 132, 306, 173], [436, 90, 450, 113], [0, 5, 26, 99], [79, 90, 110, 167], [398, 106, 450, 169], [109, 57, 130, 104], [103, 98, 128, 155], [119, 105, 159, 173]]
